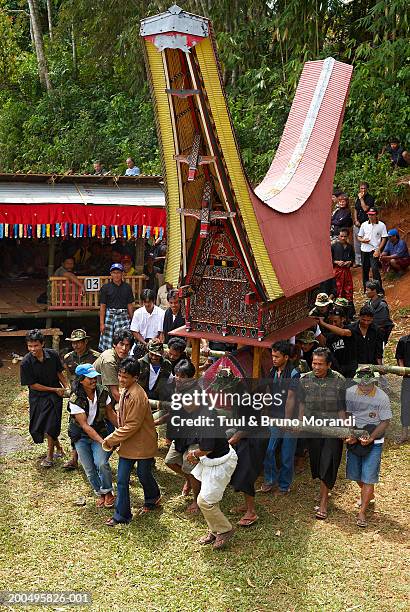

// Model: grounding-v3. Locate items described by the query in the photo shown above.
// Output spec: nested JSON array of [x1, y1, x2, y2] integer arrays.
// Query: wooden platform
[[0, 278, 47, 315], [0, 327, 63, 350]]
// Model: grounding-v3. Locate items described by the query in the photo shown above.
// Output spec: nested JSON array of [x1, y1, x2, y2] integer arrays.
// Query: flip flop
[[356, 518, 368, 528], [257, 483, 274, 493], [40, 458, 54, 468], [237, 515, 259, 527], [62, 461, 78, 471], [198, 532, 216, 545], [106, 518, 121, 527], [315, 510, 327, 520]]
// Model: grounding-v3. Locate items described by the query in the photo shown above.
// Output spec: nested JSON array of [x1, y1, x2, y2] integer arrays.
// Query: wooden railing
[[48, 276, 145, 310]]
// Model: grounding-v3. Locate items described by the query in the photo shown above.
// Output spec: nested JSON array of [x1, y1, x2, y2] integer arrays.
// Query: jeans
[[114, 457, 160, 523], [362, 250, 383, 292], [75, 437, 113, 495], [353, 225, 362, 265], [264, 427, 298, 491]]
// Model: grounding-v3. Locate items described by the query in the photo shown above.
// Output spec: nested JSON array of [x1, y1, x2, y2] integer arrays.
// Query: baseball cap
[[367, 207, 378, 215], [75, 363, 99, 378], [110, 263, 124, 272], [387, 229, 399, 237]]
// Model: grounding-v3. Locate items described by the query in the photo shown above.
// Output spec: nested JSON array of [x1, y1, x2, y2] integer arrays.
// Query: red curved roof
[[250, 59, 353, 297]]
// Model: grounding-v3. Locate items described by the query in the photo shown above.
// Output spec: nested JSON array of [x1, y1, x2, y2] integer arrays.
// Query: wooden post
[[52, 333, 60, 351], [191, 338, 201, 378], [252, 346, 262, 379], [47, 237, 56, 279], [135, 237, 145, 275]]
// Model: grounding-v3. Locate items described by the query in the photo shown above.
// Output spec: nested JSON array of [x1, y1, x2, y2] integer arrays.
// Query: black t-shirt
[[331, 242, 355, 264], [20, 349, 63, 397], [326, 332, 357, 378], [395, 335, 410, 368], [269, 364, 300, 418], [99, 281, 134, 309], [198, 436, 229, 459], [354, 193, 375, 225], [348, 321, 383, 365]]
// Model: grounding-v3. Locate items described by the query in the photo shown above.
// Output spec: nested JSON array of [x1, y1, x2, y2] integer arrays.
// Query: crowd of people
[[19, 275, 408, 548], [15, 172, 409, 549]]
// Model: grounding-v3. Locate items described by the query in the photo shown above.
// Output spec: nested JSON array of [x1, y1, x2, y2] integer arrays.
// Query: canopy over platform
[[0, 174, 166, 239]]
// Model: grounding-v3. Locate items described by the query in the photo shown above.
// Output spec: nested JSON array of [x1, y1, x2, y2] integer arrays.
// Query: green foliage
[[0, 0, 408, 206]]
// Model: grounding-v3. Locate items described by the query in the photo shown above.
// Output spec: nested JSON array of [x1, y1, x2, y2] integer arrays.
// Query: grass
[[0, 362, 409, 611]]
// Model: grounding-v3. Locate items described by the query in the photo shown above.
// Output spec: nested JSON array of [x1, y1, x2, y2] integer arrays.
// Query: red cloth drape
[[0, 204, 166, 227]]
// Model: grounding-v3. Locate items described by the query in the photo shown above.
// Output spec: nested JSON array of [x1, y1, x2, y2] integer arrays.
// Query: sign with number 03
[[84, 277, 101, 292]]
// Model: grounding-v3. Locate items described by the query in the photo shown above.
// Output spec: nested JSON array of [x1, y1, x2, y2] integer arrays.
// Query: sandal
[[138, 496, 162, 515], [104, 493, 116, 508], [257, 483, 274, 493], [106, 518, 121, 527], [237, 515, 259, 527], [96, 495, 106, 508], [63, 460, 78, 471], [198, 532, 216, 545], [356, 518, 368, 528], [315, 510, 328, 520], [40, 458, 54, 468], [213, 529, 235, 549]]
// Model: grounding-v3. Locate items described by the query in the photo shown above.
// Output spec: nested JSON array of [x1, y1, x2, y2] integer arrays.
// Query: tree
[[27, 0, 52, 90]]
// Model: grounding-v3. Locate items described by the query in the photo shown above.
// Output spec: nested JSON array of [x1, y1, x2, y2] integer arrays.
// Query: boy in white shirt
[[357, 207, 388, 293], [130, 289, 165, 347]]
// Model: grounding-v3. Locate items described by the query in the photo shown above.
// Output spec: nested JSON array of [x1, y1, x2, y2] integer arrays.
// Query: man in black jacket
[[163, 290, 185, 344]]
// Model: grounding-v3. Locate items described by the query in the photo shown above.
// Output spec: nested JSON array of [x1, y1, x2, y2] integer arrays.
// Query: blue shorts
[[346, 443, 383, 484]]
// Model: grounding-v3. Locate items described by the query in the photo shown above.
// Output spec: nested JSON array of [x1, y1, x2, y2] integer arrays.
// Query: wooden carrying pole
[[252, 346, 262, 378], [190, 338, 201, 378]]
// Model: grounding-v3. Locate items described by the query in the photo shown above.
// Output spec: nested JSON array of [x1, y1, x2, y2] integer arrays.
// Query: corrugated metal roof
[[0, 182, 165, 207]]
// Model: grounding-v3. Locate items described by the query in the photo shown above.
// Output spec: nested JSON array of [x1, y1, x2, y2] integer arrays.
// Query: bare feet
[[356, 511, 368, 527], [186, 501, 199, 514], [182, 480, 191, 496]]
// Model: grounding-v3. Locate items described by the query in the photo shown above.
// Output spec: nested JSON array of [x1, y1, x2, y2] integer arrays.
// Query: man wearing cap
[[138, 340, 173, 401], [380, 229, 410, 274], [295, 331, 319, 370], [345, 372, 392, 527], [63, 329, 100, 470], [99, 263, 134, 352], [68, 363, 117, 508], [130, 289, 164, 347], [311, 293, 334, 318], [357, 208, 388, 292], [297, 347, 346, 520]]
